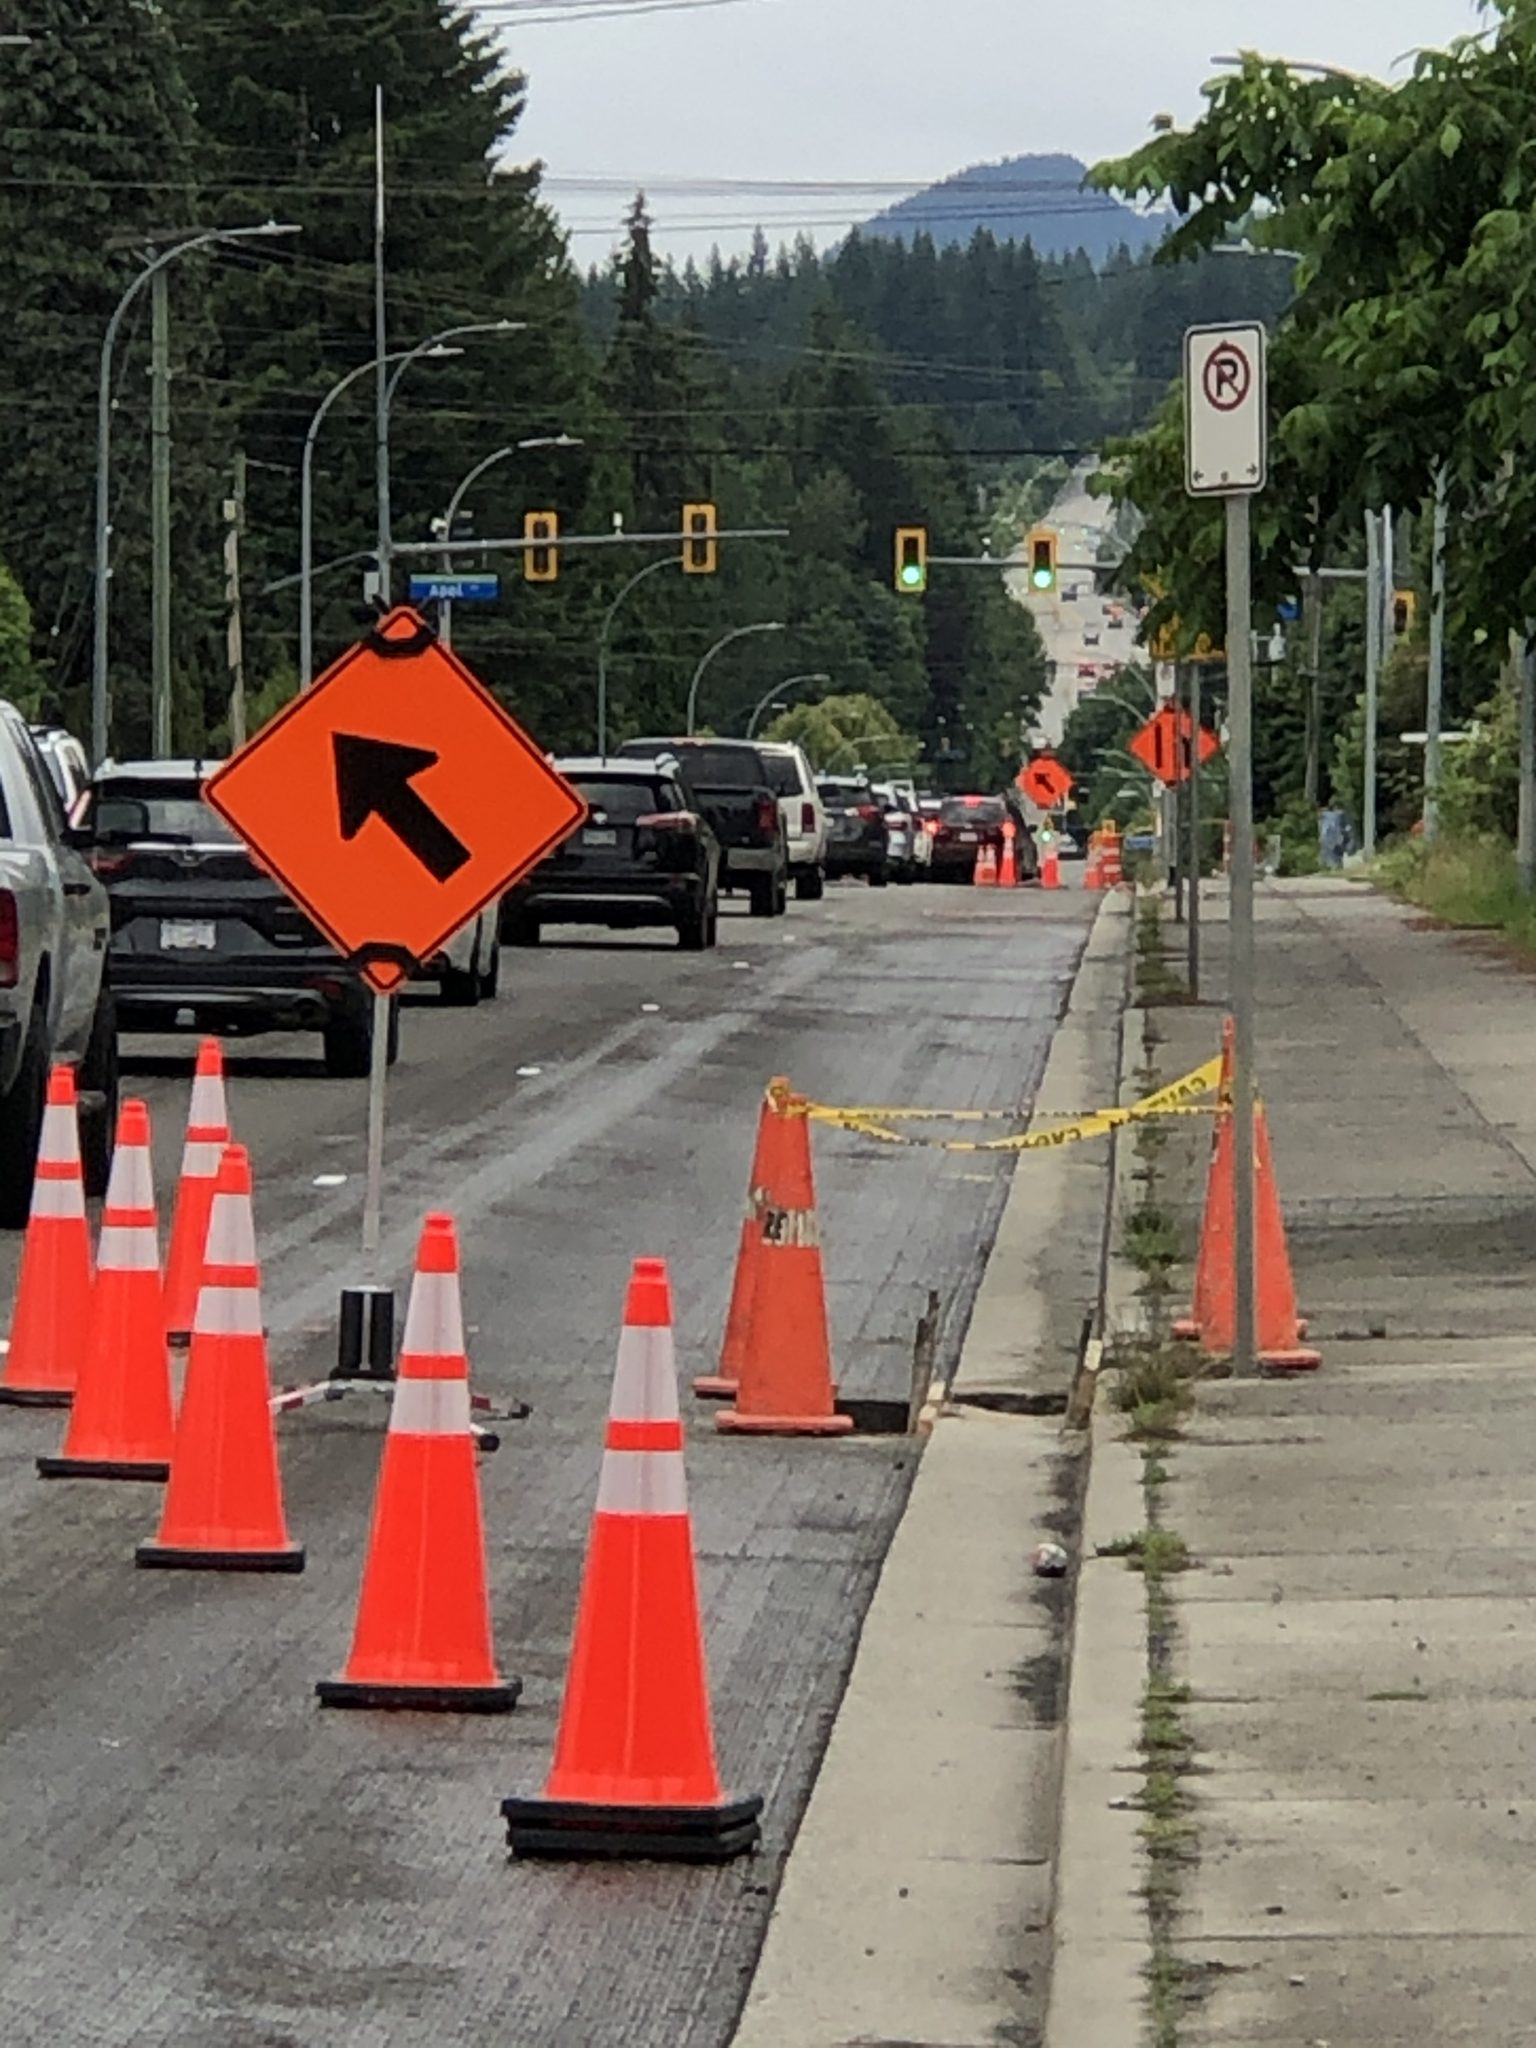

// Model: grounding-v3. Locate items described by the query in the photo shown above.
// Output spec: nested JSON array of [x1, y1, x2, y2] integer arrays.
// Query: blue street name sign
[[407, 574, 500, 604], [1276, 595, 1302, 624]]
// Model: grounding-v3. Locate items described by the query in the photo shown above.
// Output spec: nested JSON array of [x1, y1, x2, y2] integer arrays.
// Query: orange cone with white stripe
[[317, 1213, 518, 1711], [138, 1145, 302, 1572], [718, 1088, 852, 1437], [0, 1065, 93, 1407], [998, 823, 1019, 887], [503, 1257, 762, 1861], [973, 841, 997, 886], [164, 1038, 231, 1344], [694, 1080, 787, 1401], [37, 1100, 173, 1481]]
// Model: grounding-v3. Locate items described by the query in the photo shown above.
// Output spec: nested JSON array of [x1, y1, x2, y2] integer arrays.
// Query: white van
[[754, 741, 828, 901]]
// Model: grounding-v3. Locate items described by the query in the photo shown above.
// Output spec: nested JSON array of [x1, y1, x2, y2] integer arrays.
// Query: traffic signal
[[1393, 589, 1416, 636], [1026, 528, 1059, 593], [895, 525, 927, 593], [681, 501, 718, 575], [523, 511, 559, 583]]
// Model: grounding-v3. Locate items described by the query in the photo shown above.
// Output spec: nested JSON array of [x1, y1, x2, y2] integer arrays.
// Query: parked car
[[754, 740, 827, 901], [0, 705, 116, 1223], [616, 738, 787, 917], [77, 760, 398, 1079], [815, 775, 889, 885], [408, 907, 499, 1007], [501, 756, 720, 949], [872, 781, 928, 884], [928, 794, 1039, 884], [30, 725, 92, 819]]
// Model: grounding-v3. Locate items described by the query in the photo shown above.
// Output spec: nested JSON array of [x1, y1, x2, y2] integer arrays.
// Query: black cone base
[[37, 1455, 170, 1481], [501, 1793, 763, 1863], [0, 1388, 73, 1409], [137, 1543, 306, 1573], [316, 1675, 521, 1714]]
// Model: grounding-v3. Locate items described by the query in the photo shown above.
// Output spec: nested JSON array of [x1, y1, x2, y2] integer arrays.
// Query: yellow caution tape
[[805, 1054, 1223, 1155]]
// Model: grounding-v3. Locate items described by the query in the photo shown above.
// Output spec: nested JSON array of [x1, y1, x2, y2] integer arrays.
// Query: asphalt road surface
[[0, 880, 1092, 2047]]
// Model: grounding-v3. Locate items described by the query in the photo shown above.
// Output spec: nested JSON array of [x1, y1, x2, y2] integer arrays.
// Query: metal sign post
[[1185, 322, 1267, 1377]]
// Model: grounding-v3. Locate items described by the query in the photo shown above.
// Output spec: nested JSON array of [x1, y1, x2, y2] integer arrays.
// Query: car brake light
[[800, 801, 816, 833], [89, 848, 129, 878], [855, 803, 880, 820], [635, 811, 698, 833], [0, 889, 16, 988], [923, 819, 940, 836], [755, 795, 778, 836]]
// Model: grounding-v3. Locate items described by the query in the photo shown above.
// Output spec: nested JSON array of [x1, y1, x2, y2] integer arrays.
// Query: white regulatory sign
[[1183, 323, 1268, 498]]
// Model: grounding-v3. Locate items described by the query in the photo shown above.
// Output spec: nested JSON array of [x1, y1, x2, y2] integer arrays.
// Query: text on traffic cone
[[1, 1065, 92, 1408], [317, 1213, 518, 1711], [503, 1257, 761, 1861], [695, 1080, 786, 1401], [138, 1144, 303, 1572], [37, 1099, 173, 1481], [164, 1038, 232, 1343]]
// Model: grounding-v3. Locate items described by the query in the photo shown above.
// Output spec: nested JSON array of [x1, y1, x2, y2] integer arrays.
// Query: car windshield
[[573, 778, 671, 823], [622, 741, 760, 788], [818, 782, 870, 806], [86, 786, 238, 844], [940, 798, 1005, 826], [757, 754, 804, 797]]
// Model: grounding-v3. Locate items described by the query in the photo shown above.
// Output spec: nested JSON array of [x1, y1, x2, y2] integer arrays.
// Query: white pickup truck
[[0, 704, 115, 1224]]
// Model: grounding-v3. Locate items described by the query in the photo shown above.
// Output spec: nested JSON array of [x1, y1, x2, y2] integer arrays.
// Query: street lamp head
[[422, 343, 463, 362]]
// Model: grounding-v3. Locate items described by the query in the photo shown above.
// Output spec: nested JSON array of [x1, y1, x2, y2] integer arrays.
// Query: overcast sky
[[498, 0, 1484, 264]]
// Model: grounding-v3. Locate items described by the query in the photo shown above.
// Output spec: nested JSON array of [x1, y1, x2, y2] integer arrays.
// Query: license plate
[[583, 828, 617, 847], [161, 920, 216, 950], [957, 830, 978, 844]]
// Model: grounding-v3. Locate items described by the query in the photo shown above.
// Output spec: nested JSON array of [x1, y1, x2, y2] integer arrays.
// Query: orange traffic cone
[[1083, 834, 1104, 889], [1100, 828, 1125, 886], [1177, 1100, 1319, 1372], [138, 1145, 302, 1571], [0, 1066, 93, 1407], [164, 1038, 231, 1344], [1041, 843, 1061, 890], [502, 1257, 762, 1861], [318, 1213, 518, 1711], [694, 1081, 787, 1401], [973, 842, 997, 887], [1174, 1019, 1234, 1344], [37, 1100, 173, 1480], [718, 1090, 852, 1437], [998, 825, 1018, 887]]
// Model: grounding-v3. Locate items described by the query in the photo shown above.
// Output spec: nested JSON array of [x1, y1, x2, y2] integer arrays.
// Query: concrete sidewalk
[[1133, 880, 1536, 2043]]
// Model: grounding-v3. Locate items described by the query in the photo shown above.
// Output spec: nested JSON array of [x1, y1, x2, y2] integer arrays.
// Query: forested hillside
[[0, 7, 1289, 791]]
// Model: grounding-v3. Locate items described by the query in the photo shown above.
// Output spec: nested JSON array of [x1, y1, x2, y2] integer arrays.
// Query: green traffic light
[[901, 563, 924, 588], [1031, 566, 1053, 590]]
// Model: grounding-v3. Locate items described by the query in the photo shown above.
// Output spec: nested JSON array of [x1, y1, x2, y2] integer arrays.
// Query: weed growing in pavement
[[1096, 1528, 1191, 1577], [1123, 1203, 1182, 1272]]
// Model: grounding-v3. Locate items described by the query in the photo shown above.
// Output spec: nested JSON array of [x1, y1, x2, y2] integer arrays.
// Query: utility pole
[[1170, 662, 1185, 923], [1423, 467, 1448, 843], [1518, 628, 1536, 895], [150, 265, 173, 758], [1302, 566, 1324, 806], [1187, 654, 1202, 1000], [1227, 494, 1257, 1377], [224, 450, 247, 749], [373, 84, 391, 613], [1363, 510, 1382, 858]]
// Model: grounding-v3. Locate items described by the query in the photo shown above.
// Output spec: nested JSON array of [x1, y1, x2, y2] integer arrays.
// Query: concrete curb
[[729, 895, 1131, 2048], [1043, 907, 1155, 2048]]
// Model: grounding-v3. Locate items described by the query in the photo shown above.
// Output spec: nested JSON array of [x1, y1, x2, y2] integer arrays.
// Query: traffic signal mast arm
[[390, 524, 789, 558]]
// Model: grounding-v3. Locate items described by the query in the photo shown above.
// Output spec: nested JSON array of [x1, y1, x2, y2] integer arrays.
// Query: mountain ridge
[[860, 152, 1169, 265]]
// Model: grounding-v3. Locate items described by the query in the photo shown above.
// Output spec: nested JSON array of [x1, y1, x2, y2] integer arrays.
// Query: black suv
[[501, 757, 721, 949], [816, 776, 890, 885], [77, 761, 398, 1078]]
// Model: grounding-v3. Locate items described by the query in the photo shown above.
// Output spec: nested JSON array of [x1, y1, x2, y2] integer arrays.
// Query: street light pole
[[1363, 509, 1382, 859], [92, 221, 299, 763], [685, 621, 786, 736], [436, 434, 581, 650], [597, 554, 677, 758], [300, 350, 413, 689], [1423, 466, 1449, 843], [745, 671, 829, 739]]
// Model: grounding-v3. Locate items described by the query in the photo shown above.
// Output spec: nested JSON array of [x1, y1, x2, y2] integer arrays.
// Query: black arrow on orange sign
[[333, 733, 471, 883]]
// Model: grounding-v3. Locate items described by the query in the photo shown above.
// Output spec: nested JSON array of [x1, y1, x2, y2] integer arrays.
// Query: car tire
[[504, 911, 541, 947], [323, 992, 399, 1080], [440, 947, 482, 1008], [0, 1001, 49, 1229], [795, 867, 825, 902], [894, 863, 913, 885], [705, 899, 719, 948], [772, 872, 788, 917], [677, 899, 711, 951], [748, 873, 776, 917], [868, 866, 889, 888], [78, 983, 119, 1200]]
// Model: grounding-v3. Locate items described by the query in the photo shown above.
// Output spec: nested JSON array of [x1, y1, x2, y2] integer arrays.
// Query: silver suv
[[0, 706, 115, 1222]]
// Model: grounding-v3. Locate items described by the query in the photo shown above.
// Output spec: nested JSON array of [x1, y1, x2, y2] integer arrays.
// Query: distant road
[[1006, 459, 1134, 746]]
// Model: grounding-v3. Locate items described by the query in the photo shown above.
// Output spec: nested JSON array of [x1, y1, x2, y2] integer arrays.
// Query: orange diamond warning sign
[[205, 608, 586, 993]]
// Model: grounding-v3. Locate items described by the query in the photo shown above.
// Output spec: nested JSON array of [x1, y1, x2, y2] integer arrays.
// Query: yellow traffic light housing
[[1026, 527, 1058, 593], [524, 511, 559, 583], [895, 525, 927, 594], [681, 502, 718, 575], [1393, 589, 1416, 636]]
